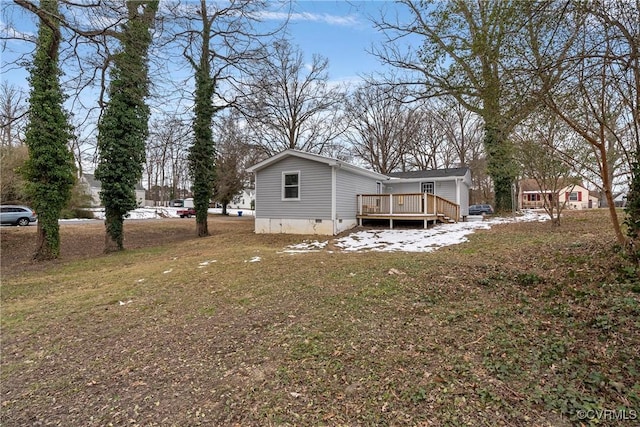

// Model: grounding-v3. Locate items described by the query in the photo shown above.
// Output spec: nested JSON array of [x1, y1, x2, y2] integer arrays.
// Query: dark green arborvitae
[[23, 0, 76, 260], [95, 1, 157, 252]]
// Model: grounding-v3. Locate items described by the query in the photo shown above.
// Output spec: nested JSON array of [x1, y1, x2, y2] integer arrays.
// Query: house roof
[[388, 167, 470, 179], [246, 149, 389, 181], [519, 178, 581, 193]]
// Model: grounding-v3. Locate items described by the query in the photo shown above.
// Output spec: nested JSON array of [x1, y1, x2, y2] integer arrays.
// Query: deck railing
[[521, 200, 561, 210], [357, 193, 460, 222]]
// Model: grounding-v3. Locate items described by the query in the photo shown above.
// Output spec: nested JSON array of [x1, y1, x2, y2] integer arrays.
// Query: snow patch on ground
[[85, 207, 254, 221], [279, 240, 329, 253], [198, 260, 217, 268], [285, 210, 550, 253]]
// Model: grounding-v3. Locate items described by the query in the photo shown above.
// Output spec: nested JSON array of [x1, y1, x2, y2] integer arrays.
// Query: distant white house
[[79, 173, 146, 208], [232, 187, 255, 210]]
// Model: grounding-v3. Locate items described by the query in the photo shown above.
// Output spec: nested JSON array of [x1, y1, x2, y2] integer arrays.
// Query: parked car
[[177, 208, 196, 218], [0, 205, 38, 226], [468, 204, 494, 215]]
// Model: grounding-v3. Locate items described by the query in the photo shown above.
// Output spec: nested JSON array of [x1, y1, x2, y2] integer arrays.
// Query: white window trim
[[282, 170, 301, 201]]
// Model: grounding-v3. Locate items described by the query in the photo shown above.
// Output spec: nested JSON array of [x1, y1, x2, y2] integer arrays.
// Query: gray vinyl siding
[[385, 181, 419, 194], [436, 181, 456, 202], [460, 182, 470, 215], [385, 180, 458, 203], [336, 169, 380, 219], [255, 156, 332, 219]]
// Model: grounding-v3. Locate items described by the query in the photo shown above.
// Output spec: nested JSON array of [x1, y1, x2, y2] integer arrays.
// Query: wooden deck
[[357, 193, 460, 229]]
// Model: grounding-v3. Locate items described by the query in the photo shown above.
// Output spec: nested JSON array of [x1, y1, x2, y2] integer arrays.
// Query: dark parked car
[[0, 205, 38, 226], [468, 204, 494, 215]]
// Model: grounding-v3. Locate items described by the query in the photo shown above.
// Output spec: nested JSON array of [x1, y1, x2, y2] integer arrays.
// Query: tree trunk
[[196, 217, 208, 237], [598, 144, 626, 246], [33, 221, 57, 261], [484, 124, 516, 212], [104, 212, 124, 252], [603, 185, 625, 245]]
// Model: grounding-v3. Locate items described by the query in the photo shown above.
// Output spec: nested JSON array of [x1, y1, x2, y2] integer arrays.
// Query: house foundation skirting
[[254, 218, 357, 235]]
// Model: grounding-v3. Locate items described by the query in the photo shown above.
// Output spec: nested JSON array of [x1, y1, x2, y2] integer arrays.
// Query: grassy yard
[[1, 210, 638, 426]]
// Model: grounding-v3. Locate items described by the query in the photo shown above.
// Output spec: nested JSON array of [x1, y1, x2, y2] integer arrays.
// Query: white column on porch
[[423, 193, 427, 215]]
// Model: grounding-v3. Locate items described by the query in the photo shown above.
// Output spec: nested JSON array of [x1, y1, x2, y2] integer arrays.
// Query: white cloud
[[257, 11, 360, 27], [0, 20, 36, 43]]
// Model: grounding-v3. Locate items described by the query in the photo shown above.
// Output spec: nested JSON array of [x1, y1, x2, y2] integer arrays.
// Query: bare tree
[[145, 115, 191, 205], [212, 112, 255, 215], [437, 98, 485, 168], [396, 96, 485, 172], [160, 0, 286, 237], [536, 0, 639, 246], [371, 0, 572, 211], [6, 1, 133, 126], [0, 144, 29, 203], [242, 39, 346, 156], [405, 108, 445, 171], [0, 82, 28, 147], [5, 0, 183, 188], [343, 83, 421, 174], [515, 112, 579, 226]]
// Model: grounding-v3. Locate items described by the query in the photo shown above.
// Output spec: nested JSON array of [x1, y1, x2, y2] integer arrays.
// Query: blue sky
[[284, 1, 393, 83]]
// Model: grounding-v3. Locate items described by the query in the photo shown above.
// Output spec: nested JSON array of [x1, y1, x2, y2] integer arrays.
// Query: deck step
[[441, 215, 456, 224]]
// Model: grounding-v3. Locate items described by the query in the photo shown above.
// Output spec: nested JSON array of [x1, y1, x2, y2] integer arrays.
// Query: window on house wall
[[569, 191, 582, 201], [376, 181, 382, 194], [421, 182, 435, 194], [283, 171, 300, 200]]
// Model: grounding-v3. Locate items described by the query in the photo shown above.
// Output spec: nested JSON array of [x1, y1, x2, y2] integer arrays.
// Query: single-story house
[[79, 173, 146, 208], [518, 179, 599, 210], [561, 184, 599, 209], [232, 187, 255, 210], [246, 149, 471, 235]]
